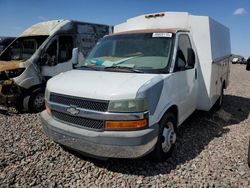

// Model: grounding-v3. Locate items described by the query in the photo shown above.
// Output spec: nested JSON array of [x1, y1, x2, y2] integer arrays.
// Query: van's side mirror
[[246, 59, 250, 71], [187, 48, 195, 67], [72, 48, 78, 67]]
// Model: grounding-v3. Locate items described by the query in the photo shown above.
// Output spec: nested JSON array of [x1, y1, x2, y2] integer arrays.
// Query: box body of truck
[[0, 20, 111, 112], [41, 12, 231, 160]]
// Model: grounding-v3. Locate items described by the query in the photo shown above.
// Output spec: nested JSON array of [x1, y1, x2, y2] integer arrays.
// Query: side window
[[178, 35, 192, 64], [175, 34, 194, 71], [45, 39, 58, 65], [58, 36, 73, 63]]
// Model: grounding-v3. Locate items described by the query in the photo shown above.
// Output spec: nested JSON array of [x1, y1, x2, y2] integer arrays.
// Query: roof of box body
[[111, 28, 189, 36], [114, 12, 192, 33]]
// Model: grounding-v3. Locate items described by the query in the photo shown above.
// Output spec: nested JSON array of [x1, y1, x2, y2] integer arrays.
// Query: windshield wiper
[[80, 65, 100, 71], [104, 66, 143, 73]]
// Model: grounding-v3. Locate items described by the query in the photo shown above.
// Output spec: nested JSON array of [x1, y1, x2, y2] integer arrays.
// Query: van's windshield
[[83, 32, 174, 73], [0, 35, 48, 61]]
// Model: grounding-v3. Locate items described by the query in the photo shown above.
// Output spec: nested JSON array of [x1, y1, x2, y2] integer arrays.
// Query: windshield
[[83, 32, 174, 73], [0, 35, 48, 61]]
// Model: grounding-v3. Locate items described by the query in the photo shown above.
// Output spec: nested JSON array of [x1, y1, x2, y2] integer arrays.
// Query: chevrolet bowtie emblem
[[66, 107, 80, 115]]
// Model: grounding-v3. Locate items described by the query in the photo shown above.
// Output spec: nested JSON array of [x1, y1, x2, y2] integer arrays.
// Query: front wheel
[[28, 90, 45, 113], [150, 113, 177, 162]]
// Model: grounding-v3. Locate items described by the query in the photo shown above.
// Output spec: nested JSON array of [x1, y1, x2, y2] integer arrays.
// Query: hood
[[47, 70, 161, 100], [0, 60, 25, 72]]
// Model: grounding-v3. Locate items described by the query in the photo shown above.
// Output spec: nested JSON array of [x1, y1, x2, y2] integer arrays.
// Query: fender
[[158, 103, 179, 126]]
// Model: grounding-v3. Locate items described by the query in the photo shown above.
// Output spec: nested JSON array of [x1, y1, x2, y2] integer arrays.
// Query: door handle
[[195, 68, 197, 80]]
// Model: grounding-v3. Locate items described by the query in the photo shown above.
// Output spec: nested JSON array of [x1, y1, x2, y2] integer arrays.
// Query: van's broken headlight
[[44, 88, 52, 116], [108, 98, 148, 113]]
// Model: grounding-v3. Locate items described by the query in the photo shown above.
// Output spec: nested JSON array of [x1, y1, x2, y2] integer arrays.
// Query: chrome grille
[[50, 93, 109, 112], [52, 111, 104, 130]]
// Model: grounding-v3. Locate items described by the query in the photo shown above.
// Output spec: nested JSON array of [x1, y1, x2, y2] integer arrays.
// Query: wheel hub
[[33, 93, 44, 110], [162, 123, 176, 153]]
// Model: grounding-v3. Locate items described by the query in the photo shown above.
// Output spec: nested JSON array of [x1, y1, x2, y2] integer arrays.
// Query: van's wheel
[[214, 86, 224, 110], [28, 90, 45, 113], [151, 113, 177, 162]]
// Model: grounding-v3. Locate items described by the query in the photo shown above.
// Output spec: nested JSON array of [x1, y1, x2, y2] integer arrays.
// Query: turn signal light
[[105, 119, 148, 129], [45, 102, 52, 116]]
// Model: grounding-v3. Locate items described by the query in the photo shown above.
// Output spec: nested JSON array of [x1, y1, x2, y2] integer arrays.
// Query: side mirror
[[246, 59, 250, 71], [187, 48, 195, 67], [72, 48, 78, 67]]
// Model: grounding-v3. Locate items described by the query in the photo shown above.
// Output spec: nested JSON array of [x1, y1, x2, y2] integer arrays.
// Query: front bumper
[[0, 92, 17, 106], [0, 80, 19, 107], [40, 110, 158, 158]]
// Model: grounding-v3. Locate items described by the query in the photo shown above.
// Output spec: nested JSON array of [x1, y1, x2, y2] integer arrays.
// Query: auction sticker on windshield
[[152, 33, 172, 38]]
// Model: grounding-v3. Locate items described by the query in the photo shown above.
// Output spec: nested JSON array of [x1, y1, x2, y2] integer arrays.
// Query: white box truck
[[0, 20, 111, 112], [41, 12, 231, 161]]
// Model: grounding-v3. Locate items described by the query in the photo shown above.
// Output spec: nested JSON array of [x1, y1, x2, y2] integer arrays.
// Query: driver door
[[41, 35, 74, 77], [170, 33, 197, 123]]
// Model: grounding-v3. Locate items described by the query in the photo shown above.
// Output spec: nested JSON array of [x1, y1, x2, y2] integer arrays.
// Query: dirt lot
[[0, 64, 250, 187]]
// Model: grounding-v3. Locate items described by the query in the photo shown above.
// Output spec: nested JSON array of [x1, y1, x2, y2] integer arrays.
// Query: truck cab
[[0, 20, 111, 112], [41, 12, 231, 161]]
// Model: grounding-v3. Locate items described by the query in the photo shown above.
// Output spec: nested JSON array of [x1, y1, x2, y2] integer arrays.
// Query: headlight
[[44, 88, 51, 116], [108, 98, 148, 112], [44, 88, 50, 101]]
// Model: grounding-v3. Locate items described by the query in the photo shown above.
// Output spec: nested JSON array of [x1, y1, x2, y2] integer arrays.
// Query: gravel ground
[[0, 64, 250, 187]]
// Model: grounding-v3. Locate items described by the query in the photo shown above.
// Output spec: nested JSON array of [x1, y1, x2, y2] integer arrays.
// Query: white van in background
[[0, 20, 111, 112], [41, 12, 231, 161]]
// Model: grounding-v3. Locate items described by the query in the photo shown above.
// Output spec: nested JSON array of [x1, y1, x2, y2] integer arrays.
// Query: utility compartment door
[[41, 35, 75, 77]]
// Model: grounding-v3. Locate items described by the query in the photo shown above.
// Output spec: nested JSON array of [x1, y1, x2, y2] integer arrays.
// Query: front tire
[[151, 113, 177, 162], [28, 90, 45, 113]]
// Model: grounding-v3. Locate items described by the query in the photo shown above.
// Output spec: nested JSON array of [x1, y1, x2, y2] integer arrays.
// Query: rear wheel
[[214, 86, 224, 111], [151, 113, 177, 162]]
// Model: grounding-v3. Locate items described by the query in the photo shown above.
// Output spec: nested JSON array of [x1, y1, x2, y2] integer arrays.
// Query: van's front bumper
[[40, 111, 158, 158], [0, 92, 17, 106], [0, 80, 19, 107]]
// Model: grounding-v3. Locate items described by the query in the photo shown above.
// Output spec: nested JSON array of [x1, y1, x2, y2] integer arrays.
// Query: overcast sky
[[0, 0, 249, 57]]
